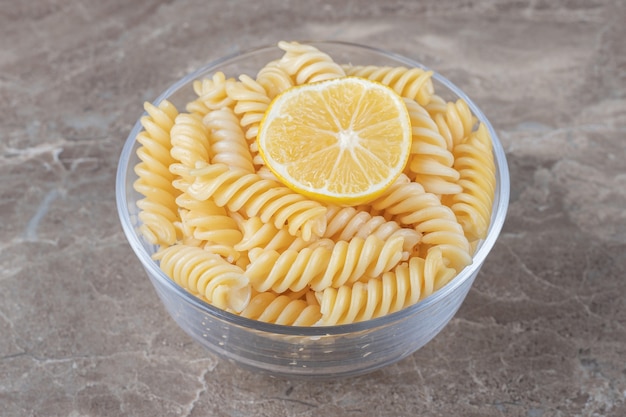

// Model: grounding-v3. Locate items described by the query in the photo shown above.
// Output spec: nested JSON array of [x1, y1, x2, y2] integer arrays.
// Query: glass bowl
[[116, 41, 510, 379]]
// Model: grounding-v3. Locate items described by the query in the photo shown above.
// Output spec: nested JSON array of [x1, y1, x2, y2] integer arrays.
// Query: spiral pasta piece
[[426, 97, 476, 150], [371, 174, 472, 271], [403, 98, 462, 195], [256, 59, 294, 99], [226, 74, 271, 142], [170, 112, 211, 168], [240, 292, 322, 326], [203, 107, 255, 172], [169, 113, 212, 194], [173, 209, 203, 248], [277, 41, 346, 84], [174, 193, 242, 261], [133, 100, 181, 246], [317, 247, 457, 325], [187, 71, 236, 116], [423, 93, 447, 114], [245, 246, 332, 293], [256, 165, 279, 182], [186, 162, 327, 241], [135, 200, 178, 247], [233, 215, 300, 253], [235, 216, 335, 265], [246, 234, 406, 293], [444, 123, 496, 242], [154, 244, 251, 312], [323, 205, 420, 253], [343, 65, 434, 106]]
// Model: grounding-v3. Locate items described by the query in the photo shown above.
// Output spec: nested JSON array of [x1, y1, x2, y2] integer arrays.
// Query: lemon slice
[[257, 77, 412, 206]]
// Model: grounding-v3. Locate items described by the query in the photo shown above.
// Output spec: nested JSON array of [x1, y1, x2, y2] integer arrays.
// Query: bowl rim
[[116, 40, 510, 336]]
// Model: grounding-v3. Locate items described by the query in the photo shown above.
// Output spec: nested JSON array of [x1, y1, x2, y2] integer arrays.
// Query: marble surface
[[1, 0, 625, 416]]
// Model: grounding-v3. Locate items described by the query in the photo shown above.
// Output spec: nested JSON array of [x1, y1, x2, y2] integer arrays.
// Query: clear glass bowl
[[116, 41, 510, 379]]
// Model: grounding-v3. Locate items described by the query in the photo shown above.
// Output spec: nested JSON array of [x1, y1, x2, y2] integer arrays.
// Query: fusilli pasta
[[169, 112, 212, 194], [245, 234, 406, 293], [256, 59, 294, 99], [403, 98, 462, 195], [134, 100, 181, 246], [444, 123, 496, 242], [316, 247, 456, 325], [371, 174, 472, 271], [187, 71, 236, 116], [186, 162, 327, 241], [154, 244, 251, 312], [276, 41, 346, 84], [324, 205, 421, 253], [170, 112, 211, 168], [203, 107, 255, 172], [426, 97, 476, 150], [343, 65, 434, 106], [234, 215, 305, 254], [226, 74, 271, 142], [176, 195, 243, 262], [240, 292, 321, 326]]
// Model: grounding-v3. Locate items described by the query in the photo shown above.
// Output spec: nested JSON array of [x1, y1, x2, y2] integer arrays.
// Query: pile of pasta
[[133, 41, 496, 326]]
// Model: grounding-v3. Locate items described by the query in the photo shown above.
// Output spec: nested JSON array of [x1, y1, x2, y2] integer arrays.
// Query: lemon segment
[[257, 77, 412, 205]]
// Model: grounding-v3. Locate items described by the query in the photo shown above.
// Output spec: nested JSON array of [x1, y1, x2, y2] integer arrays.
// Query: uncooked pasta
[[403, 98, 462, 195], [256, 60, 294, 99], [245, 234, 406, 293], [204, 107, 255, 172], [426, 96, 476, 150], [133, 41, 496, 326], [343, 64, 434, 107], [276, 40, 346, 84], [134, 100, 181, 246]]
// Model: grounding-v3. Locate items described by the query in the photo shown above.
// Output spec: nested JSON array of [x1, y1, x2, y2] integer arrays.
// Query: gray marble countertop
[[1, 1, 625, 416]]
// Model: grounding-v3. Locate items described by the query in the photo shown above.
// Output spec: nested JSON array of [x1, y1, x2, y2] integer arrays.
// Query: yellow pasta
[[371, 174, 472, 271], [226, 74, 271, 142], [403, 98, 462, 195], [203, 107, 255, 172], [133, 41, 496, 325], [168, 112, 212, 195], [186, 162, 327, 241], [154, 244, 251, 312], [323, 205, 421, 253], [134, 100, 181, 246], [245, 234, 406, 293], [233, 215, 312, 254], [444, 123, 496, 242], [187, 71, 235, 115], [240, 292, 321, 326], [276, 41, 346, 84], [427, 97, 476, 150], [342, 65, 434, 106], [316, 247, 457, 325], [256, 59, 294, 99], [176, 196, 242, 262]]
